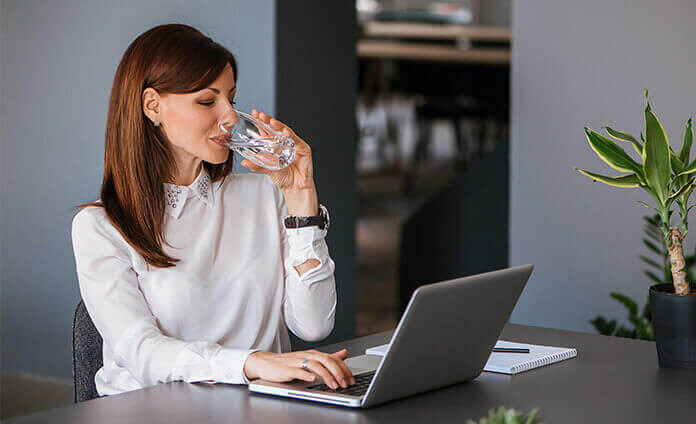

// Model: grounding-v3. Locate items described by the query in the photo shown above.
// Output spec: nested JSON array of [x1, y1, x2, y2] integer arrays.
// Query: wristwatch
[[284, 204, 330, 230]]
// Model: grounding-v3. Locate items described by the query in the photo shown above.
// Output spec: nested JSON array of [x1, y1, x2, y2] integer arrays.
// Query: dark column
[[275, 2, 358, 348]]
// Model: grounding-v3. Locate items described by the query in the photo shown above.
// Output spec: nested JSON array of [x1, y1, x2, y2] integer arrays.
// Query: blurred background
[[4, 0, 696, 419]]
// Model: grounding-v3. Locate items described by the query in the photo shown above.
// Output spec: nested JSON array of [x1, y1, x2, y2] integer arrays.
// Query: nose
[[216, 109, 239, 136]]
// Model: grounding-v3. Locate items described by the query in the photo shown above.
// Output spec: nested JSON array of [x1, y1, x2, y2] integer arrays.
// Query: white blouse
[[71, 166, 336, 396]]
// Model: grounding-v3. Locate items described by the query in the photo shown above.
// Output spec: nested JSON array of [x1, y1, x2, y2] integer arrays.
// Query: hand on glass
[[243, 348, 355, 390], [240, 110, 314, 192]]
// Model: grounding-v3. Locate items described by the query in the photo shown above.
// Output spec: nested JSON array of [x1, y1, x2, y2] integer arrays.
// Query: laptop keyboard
[[307, 371, 375, 397]]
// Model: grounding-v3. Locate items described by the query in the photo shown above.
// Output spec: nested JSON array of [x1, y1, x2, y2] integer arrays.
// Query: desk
[[6, 324, 696, 423]]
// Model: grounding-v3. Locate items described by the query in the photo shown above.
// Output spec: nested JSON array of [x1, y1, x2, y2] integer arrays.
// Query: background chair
[[398, 136, 509, 312], [72, 300, 103, 402]]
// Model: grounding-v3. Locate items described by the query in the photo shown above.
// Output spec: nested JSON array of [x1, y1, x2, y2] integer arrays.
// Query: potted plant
[[591, 212, 696, 341], [467, 406, 542, 424], [575, 90, 696, 369]]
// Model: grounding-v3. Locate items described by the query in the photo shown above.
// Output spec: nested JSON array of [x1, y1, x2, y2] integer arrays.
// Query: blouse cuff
[[285, 226, 328, 267], [211, 347, 261, 384]]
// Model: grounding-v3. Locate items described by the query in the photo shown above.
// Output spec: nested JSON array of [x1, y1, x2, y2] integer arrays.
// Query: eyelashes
[[199, 100, 237, 107]]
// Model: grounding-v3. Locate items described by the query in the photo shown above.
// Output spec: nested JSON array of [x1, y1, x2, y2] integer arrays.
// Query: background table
[[5, 324, 696, 423]]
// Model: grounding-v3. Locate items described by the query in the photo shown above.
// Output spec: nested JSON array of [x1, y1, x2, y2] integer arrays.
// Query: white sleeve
[[71, 209, 259, 386], [274, 194, 337, 342]]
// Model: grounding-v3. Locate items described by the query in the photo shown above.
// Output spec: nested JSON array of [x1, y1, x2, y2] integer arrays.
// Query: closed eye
[[199, 100, 236, 107]]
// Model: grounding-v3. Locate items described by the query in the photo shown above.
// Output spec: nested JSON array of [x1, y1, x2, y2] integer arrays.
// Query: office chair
[[399, 136, 509, 312], [72, 300, 103, 402]]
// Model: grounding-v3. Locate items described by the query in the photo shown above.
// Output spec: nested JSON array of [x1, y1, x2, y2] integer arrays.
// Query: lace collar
[[163, 166, 213, 219]]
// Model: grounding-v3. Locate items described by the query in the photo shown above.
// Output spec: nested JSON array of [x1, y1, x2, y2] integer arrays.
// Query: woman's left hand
[[242, 110, 318, 217], [241, 110, 314, 192]]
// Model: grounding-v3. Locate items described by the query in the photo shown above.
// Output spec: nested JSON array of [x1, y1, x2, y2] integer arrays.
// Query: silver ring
[[301, 359, 310, 371]]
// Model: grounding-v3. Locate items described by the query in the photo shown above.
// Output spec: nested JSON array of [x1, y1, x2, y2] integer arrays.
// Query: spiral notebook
[[365, 340, 577, 375]]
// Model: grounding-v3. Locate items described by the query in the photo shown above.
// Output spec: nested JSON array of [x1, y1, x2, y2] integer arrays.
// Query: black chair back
[[72, 300, 103, 402], [399, 137, 510, 312]]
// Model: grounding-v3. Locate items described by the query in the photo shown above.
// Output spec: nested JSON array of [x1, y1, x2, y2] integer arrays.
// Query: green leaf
[[591, 316, 616, 335], [643, 230, 663, 243], [672, 137, 688, 187], [641, 294, 652, 319], [644, 215, 660, 226], [644, 222, 662, 235], [615, 327, 638, 338], [605, 126, 643, 155], [671, 152, 684, 174], [643, 239, 662, 256], [640, 184, 666, 208], [469, 407, 542, 424], [644, 270, 663, 284], [640, 255, 662, 269], [644, 219, 663, 233], [524, 408, 541, 424], [679, 118, 693, 165], [636, 201, 660, 212], [677, 158, 696, 177], [634, 317, 654, 341], [584, 128, 645, 178], [643, 102, 672, 205], [575, 169, 641, 188], [627, 314, 654, 341], [672, 176, 693, 193], [667, 178, 695, 206], [611, 292, 638, 316]]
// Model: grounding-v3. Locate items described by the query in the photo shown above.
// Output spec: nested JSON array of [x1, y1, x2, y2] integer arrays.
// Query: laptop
[[248, 264, 533, 408]]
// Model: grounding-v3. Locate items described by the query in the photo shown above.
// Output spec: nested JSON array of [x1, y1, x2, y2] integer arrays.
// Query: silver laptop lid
[[361, 264, 533, 407]]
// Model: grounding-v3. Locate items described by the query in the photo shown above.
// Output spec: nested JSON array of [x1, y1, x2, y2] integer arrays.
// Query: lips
[[208, 135, 230, 148]]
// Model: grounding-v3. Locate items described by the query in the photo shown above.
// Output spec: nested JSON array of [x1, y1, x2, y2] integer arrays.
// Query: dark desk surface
[[6, 324, 696, 423]]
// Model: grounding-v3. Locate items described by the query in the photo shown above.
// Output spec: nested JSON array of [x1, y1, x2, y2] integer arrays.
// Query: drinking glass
[[210, 109, 295, 170]]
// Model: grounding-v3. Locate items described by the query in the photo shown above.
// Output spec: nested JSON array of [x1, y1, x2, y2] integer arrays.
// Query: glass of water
[[210, 109, 296, 170]]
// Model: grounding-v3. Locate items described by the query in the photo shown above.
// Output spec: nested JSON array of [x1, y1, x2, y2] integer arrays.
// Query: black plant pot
[[649, 283, 696, 369]]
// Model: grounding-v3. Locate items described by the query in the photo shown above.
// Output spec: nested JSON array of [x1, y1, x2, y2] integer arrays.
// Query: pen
[[492, 347, 530, 353]]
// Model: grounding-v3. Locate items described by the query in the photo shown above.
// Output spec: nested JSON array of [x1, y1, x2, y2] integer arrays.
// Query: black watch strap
[[284, 204, 329, 230]]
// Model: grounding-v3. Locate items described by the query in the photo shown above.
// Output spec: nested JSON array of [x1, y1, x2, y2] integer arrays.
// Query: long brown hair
[[76, 24, 237, 268]]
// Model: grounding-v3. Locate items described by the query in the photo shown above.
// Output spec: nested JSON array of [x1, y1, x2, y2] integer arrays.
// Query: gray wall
[[510, 0, 696, 332], [479, 0, 510, 26], [1, 0, 355, 379]]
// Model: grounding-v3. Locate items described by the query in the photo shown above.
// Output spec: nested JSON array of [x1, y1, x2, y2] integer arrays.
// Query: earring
[[154, 120, 160, 127]]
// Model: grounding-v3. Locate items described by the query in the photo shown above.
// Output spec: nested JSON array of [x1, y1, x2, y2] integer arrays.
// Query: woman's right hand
[[243, 349, 356, 390]]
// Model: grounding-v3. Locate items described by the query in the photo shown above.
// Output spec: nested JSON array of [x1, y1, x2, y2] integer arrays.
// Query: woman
[[71, 24, 354, 396]]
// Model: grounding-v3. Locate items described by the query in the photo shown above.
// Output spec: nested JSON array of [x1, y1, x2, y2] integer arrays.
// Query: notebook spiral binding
[[510, 350, 577, 374]]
